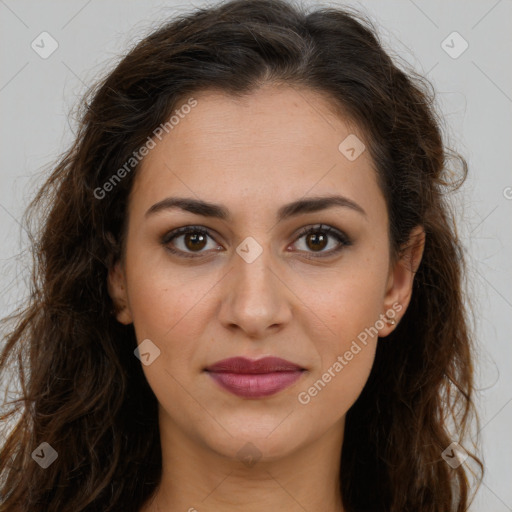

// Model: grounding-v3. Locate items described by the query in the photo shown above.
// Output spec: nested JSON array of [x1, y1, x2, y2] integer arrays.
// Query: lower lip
[[206, 370, 304, 398]]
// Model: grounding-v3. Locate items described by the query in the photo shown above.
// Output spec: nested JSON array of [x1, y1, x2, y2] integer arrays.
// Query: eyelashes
[[161, 224, 352, 260], [294, 225, 351, 256], [161, 226, 219, 258]]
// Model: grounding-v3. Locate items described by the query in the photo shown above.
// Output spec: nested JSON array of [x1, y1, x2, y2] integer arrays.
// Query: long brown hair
[[0, 0, 483, 510]]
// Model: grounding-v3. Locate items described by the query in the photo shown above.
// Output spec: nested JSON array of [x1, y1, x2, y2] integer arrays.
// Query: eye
[[291, 224, 351, 258], [161, 226, 222, 258], [161, 224, 351, 259]]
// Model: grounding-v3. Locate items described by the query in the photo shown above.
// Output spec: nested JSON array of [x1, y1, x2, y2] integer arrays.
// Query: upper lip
[[205, 357, 304, 374]]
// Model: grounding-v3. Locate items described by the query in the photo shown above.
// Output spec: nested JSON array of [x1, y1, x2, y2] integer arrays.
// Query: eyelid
[[294, 224, 351, 245], [161, 225, 212, 245]]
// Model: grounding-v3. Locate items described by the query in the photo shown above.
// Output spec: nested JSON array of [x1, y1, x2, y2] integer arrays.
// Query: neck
[[141, 410, 346, 512]]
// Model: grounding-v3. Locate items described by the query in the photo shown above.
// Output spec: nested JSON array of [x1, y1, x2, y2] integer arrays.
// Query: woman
[[0, 0, 483, 510]]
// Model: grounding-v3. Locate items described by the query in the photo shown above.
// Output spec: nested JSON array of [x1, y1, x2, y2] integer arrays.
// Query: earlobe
[[379, 225, 425, 337], [107, 260, 133, 325]]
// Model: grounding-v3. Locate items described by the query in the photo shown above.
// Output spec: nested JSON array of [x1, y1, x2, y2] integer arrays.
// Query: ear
[[379, 225, 425, 337], [107, 259, 133, 325]]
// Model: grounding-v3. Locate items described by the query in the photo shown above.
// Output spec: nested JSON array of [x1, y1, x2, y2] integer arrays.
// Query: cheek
[[294, 249, 388, 340], [124, 252, 215, 370], [292, 254, 387, 415], [124, 262, 213, 421], [294, 283, 381, 421], [296, 345, 376, 427]]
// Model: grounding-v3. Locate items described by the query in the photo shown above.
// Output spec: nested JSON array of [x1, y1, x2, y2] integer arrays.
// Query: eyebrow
[[145, 195, 367, 222]]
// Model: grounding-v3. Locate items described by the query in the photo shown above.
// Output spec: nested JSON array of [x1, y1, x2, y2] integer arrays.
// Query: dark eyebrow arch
[[145, 195, 367, 221]]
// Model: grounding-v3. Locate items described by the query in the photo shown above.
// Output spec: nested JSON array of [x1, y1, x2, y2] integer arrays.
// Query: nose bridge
[[219, 236, 291, 335], [236, 238, 274, 293]]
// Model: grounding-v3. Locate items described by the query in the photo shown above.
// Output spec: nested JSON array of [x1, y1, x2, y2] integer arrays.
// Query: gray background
[[1, 0, 511, 509]]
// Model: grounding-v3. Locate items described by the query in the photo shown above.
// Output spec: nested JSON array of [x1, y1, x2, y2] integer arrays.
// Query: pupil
[[185, 233, 206, 251], [308, 232, 327, 251]]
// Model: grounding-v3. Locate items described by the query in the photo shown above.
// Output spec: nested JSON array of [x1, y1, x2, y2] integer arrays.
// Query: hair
[[0, 0, 483, 510]]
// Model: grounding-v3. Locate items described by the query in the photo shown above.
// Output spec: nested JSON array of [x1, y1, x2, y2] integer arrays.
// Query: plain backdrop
[[1, 0, 511, 510]]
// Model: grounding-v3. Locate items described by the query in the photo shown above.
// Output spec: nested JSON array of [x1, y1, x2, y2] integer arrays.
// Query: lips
[[205, 357, 305, 398]]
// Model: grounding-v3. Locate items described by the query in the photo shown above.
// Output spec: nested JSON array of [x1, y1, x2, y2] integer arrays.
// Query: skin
[[108, 83, 425, 512]]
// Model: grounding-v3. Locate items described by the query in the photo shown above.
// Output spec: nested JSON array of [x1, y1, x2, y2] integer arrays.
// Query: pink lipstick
[[205, 356, 305, 398]]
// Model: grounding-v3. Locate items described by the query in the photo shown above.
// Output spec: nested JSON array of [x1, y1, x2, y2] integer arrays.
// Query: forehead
[[152, 84, 363, 160], [130, 84, 385, 224]]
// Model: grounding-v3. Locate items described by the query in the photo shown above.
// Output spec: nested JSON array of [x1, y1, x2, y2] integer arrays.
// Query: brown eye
[[293, 224, 351, 257], [305, 232, 328, 251], [162, 226, 222, 258], [183, 232, 208, 251]]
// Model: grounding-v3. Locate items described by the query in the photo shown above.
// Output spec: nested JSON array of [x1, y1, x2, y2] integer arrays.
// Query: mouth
[[204, 356, 306, 399]]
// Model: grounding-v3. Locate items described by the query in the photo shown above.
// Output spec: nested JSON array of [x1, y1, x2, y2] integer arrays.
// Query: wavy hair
[[0, 0, 483, 510]]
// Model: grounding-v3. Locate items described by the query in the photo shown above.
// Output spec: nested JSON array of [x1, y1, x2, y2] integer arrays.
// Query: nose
[[217, 240, 293, 339]]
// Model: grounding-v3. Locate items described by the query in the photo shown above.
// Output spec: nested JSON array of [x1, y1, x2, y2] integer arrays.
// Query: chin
[[200, 415, 308, 463]]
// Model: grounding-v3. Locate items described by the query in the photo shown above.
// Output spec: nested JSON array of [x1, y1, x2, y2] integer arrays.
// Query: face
[[108, 84, 423, 463]]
